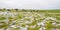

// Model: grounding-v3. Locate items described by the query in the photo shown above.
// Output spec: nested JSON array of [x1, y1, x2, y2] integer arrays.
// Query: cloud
[[0, 0, 60, 9]]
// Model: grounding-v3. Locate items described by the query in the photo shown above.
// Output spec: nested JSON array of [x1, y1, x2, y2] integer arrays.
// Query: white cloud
[[0, 0, 60, 9]]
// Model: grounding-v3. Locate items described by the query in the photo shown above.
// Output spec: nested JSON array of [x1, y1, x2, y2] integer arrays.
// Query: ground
[[0, 10, 60, 30]]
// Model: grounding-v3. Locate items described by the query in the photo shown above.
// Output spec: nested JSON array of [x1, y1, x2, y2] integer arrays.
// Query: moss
[[13, 28, 20, 30], [0, 17, 6, 20], [34, 25, 40, 30], [30, 20, 37, 26], [0, 23, 7, 28]]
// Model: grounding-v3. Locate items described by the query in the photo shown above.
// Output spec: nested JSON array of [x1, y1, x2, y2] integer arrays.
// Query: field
[[0, 9, 60, 30]]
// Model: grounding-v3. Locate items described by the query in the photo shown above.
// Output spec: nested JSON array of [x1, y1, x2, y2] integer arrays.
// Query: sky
[[0, 0, 60, 9]]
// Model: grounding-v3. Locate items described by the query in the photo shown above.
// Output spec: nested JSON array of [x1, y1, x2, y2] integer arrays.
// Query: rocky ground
[[0, 11, 60, 30]]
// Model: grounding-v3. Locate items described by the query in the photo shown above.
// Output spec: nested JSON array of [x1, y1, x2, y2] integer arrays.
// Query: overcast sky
[[0, 0, 60, 9]]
